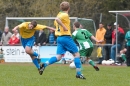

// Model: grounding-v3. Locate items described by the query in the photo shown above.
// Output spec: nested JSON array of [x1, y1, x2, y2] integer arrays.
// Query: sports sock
[[33, 58, 40, 69], [81, 64, 83, 71], [121, 54, 126, 61], [74, 57, 82, 75], [45, 56, 57, 67], [88, 59, 95, 66], [33, 52, 38, 57]]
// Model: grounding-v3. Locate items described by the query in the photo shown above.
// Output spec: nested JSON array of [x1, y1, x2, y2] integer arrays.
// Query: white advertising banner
[[1, 46, 39, 62], [1, 46, 74, 62]]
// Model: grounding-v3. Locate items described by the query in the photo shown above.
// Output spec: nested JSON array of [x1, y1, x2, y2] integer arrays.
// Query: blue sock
[[45, 56, 57, 67], [33, 58, 40, 69], [33, 52, 38, 57], [74, 58, 82, 75]]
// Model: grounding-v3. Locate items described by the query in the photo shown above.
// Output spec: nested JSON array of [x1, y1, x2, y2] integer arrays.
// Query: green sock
[[88, 60, 95, 66], [121, 54, 126, 61]]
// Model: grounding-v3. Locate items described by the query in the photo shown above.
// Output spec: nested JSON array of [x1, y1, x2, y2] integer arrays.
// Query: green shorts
[[79, 47, 93, 57]]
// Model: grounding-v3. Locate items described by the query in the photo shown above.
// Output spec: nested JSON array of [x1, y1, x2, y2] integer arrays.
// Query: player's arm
[[91, 35, 99, 43], [86, 30, 99, 43], [12, 22, 25, 32], [55, 17, 68, 31], [12, 26, 19, 32], [46, 26, 55, 31], [35, 24, 55, 31]]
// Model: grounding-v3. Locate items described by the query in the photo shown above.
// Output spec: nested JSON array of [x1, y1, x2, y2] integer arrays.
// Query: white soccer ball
[[69, 62, 76, 69], [106, 60, 112, 65], [109, 59, 115, 64], [102, 60, 107, 65]]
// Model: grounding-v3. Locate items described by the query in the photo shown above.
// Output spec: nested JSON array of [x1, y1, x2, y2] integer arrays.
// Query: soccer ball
[[104, 59, 115, 65], [102, 60, 107, 65], [69, 62, 76, 69], [105, 60, 111, 65], [108, 59, 114, 64]]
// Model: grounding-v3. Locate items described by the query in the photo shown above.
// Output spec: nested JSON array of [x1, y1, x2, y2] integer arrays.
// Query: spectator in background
[[95, 22, 106, 64], [104, 23, 113, 60], [46, 29, 57, 45], [8, 29, 20, 46], [0, 30, 3, 45], [111, 22, 125, 61], [1, 27, 12, 45], [34, 30, 46, 46]]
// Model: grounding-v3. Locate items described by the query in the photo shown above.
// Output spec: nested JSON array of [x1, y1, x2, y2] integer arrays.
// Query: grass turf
[[0, 63, 130, 86]]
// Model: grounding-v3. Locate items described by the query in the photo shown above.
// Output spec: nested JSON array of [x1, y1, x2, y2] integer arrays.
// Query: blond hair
[[60, 1, 70, 11]]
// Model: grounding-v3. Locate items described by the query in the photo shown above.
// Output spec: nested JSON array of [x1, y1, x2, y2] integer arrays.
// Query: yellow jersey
[[54, 11, 71, 36], [18, 22, 47, 38]]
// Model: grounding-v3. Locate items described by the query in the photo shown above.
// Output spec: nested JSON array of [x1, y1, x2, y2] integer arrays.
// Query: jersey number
[[57, 25, 60, 31], [81, 32, 88, 39]]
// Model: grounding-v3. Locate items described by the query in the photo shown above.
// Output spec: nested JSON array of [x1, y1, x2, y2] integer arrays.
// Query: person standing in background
[[34, 30, 47, 46], [0, 29, 3, 45], [8, 29, 20, 45], [104, 23, 113, 60], [46, 29, 57, 45], [111, 22, 125, 61], [95, 22, 106, 64], [1, 27, 12, 46]]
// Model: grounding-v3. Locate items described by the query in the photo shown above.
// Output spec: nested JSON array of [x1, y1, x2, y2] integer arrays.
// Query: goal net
[[77, 18, 96, 35], [5, 17, 97, 62]]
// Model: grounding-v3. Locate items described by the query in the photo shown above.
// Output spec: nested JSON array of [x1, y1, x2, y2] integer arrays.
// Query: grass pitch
[[0, 63, 130, 86]]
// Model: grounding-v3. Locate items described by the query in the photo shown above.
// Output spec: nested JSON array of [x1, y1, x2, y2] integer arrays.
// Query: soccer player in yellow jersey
[[12, 20, 55, 75], [40, 1, 86, 79]]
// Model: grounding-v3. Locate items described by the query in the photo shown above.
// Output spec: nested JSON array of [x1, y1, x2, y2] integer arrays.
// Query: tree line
[[0, 0, 130, 31]]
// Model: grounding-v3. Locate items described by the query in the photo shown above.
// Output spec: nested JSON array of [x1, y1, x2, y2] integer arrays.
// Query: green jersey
[[72, 28, 93, 50], [125, 30, 130, 46]]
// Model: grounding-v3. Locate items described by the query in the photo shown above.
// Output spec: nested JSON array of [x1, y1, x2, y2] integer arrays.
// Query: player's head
[[60, 1, 70, 11], [29, 20, 37, 29], [99, 22, 104, 29], [73, 21, 80, 30]]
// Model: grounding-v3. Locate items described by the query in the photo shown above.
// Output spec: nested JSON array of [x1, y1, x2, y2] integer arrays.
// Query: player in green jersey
[[72, 21, 100, 71]]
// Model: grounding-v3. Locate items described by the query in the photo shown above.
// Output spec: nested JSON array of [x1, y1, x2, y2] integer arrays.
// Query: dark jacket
[[34, 31, 46, 45], [115, 31, 125, 45], [104, 28, 113, 44], [0, 31, 2, 41]]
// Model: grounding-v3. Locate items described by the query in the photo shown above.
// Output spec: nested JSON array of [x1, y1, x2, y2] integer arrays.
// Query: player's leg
[[120, 48, 127, 62], [41, 37, 65, 67], [64, 36, 85, 79], [39, 36, 65, 75], [87, 57, 99, 71], [39, 54, 62, 75], [21, 36, 40, 69], [80, 48, 99, 71], [73, 52, 86, 79]]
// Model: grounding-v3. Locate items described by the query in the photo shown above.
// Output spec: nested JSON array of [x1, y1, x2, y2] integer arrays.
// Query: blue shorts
[[57, 36, 78, 54], [21, 36, 35, 48]]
